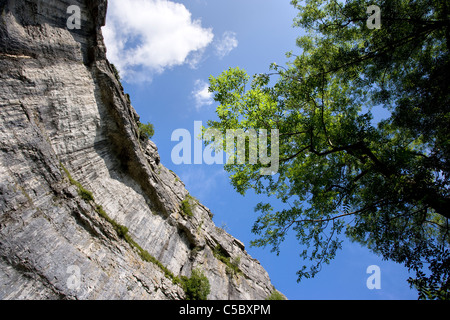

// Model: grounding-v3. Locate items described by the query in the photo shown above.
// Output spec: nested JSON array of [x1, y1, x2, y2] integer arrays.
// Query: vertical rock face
[[0, 0, 278, 300]]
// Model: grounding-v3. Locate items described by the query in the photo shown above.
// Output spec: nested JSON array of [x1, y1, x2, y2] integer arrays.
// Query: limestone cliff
[[0, 0, 277, 299]]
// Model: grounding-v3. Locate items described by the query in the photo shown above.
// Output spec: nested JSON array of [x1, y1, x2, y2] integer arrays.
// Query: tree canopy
[[204, 0, 450, 299]]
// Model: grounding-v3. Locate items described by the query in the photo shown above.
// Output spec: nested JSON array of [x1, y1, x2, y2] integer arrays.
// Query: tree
[[204, 0, 450, 299], [138, 122, 155, 140]]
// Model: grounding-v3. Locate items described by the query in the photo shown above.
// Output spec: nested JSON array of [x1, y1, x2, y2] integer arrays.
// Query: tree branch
[[280, 145, 311, 162], [280, 131, 308, 137], [292, 210, 358, 224], [313, 25, 437, 78]]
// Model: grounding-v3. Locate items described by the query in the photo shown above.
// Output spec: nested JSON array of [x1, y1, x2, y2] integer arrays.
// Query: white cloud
[[186, 47, 206, 70], [192, 79, 213, 110], [102, 0, 214, 82], [214, 31, 238, 59]]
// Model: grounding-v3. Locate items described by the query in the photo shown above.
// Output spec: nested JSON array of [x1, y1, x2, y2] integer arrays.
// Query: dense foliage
[[139, 122, 155, 140], [183, 269, 211, 300], [205, 0, 450, 299]]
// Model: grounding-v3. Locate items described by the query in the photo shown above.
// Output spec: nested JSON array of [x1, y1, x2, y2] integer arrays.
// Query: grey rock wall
[[0, 0, 277, 300]]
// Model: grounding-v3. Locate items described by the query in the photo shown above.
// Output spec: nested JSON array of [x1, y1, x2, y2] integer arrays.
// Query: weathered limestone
[[0, 0, 277, 300]]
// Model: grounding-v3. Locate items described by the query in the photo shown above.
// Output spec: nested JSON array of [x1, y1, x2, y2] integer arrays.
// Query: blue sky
[[103, 0, 417, 300]]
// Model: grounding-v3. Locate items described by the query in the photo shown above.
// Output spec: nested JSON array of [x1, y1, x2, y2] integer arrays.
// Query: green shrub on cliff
[[183, 269, 211, 300], [138, 122, 155, 140]]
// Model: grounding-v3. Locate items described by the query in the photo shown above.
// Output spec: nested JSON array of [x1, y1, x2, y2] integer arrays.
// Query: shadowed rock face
[[0, 0, 278, 300]]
